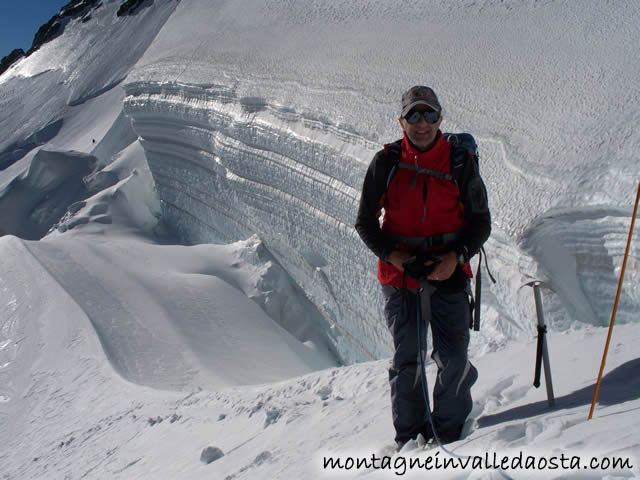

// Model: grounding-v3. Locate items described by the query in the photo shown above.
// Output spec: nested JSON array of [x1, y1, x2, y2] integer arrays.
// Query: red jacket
[[356, 130, 491, 291], [378, 133, 469, 287]]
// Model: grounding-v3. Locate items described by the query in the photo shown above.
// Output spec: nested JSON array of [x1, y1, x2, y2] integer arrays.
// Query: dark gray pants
[[382, 282, 478, 446]]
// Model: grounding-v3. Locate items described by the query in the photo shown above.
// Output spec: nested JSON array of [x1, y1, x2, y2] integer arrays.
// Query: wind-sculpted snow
[[521, 208, 640, 330], [0, 149, 98, 239], [124, 81, 389, 363]]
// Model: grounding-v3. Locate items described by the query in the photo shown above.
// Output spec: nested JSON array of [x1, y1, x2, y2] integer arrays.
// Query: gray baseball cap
[[401, 86, 442, 117]]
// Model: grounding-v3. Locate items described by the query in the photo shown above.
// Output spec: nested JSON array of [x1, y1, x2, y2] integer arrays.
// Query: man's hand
[[387, 250, 413, 271], [426, 251, 458, 281]]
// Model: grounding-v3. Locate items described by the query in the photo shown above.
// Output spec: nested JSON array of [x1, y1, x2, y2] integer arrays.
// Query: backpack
[[384, 132, 495, 331]]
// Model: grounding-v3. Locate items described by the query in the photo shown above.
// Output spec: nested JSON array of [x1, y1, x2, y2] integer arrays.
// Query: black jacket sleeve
[[454, 154, 492, 261], [354, 150, 396, 262]]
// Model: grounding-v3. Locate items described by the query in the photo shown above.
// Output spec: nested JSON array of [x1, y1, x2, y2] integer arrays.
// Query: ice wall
[[124, 82, 391, 363]]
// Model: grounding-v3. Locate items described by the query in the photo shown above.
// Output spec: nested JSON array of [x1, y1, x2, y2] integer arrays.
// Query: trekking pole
[[588, 179, 640, 420], [525, 281, 555, 407]]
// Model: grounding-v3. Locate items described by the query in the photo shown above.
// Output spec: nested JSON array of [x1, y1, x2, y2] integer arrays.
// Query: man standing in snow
[[355, 86, 491, 448]]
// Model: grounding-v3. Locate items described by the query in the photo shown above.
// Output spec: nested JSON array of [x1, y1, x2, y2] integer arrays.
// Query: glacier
[[120, 0, 640, 363]]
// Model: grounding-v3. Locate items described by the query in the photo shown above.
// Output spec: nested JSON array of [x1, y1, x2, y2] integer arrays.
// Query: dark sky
[[0, 0, 71, 57]]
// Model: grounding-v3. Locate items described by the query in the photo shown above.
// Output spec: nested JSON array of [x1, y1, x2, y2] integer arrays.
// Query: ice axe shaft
[[527, 281, 555, 407]]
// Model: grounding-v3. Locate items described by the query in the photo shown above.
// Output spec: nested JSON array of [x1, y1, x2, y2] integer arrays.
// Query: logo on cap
[[401, 86, 441, 116]]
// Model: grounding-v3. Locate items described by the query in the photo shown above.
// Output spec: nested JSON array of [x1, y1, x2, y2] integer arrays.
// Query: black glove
[[402, 252, 441, 281]]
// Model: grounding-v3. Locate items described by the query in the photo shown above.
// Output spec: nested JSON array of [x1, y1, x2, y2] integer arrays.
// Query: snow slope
[[2, 231, 638, 478], [0, 0, 178, 170], [0, 0, 639, 478]]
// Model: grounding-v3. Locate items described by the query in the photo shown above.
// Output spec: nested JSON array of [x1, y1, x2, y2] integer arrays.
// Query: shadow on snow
[[477, 358, 640, 428]]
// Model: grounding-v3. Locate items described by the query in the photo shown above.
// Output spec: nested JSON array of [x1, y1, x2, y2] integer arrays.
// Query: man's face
[[399, 107, 442, 152]]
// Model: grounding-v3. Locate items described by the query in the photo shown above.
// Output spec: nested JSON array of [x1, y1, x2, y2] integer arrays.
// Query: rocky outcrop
[[117, 0, 153, 17], [1, 0, 167, 78], [29, 1, 102, 54], [0, 49, 25, 76]]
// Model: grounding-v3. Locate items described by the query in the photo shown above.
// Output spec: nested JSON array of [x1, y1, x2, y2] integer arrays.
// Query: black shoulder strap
[[384, 139, 402, 190], [450, 148, 472, 188]]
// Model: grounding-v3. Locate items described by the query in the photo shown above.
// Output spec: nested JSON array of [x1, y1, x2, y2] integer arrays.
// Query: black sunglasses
[[404, 109, 440, 125]]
